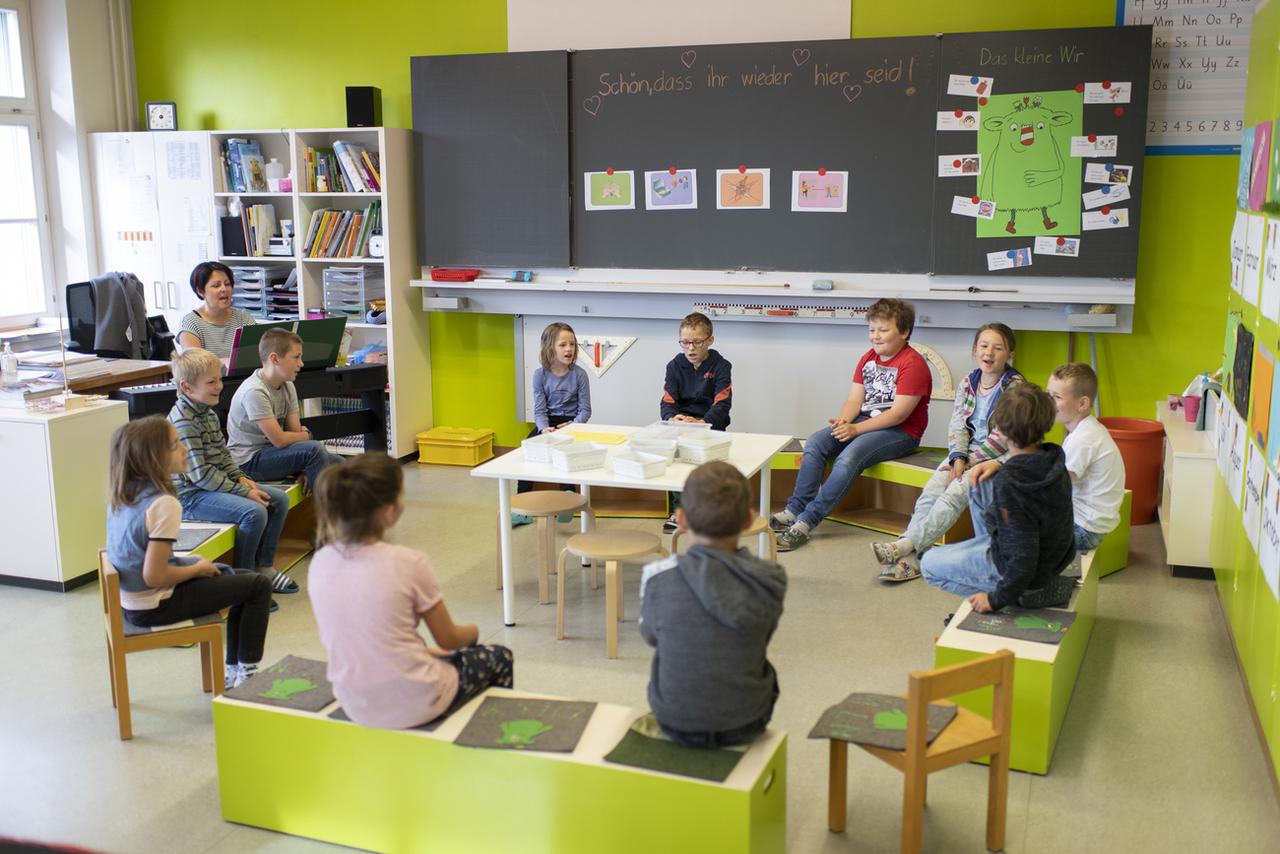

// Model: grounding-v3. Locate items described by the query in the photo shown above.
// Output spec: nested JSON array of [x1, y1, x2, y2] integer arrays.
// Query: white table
[[471, 424, 792, 625], [1156, 402, 1214, 574]]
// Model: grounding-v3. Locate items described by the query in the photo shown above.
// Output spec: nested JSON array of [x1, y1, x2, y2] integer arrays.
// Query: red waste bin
[[1098, 417, 1165, 524]]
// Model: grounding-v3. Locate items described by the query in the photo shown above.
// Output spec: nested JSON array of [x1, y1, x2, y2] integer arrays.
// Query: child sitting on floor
[[639, 461, 786, 748], [308, 454, 513, 729], [920, 382, 1077, 612]]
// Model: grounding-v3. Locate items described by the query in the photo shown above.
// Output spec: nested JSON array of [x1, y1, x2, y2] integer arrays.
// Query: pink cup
[[1182, 394, 1201, 423]]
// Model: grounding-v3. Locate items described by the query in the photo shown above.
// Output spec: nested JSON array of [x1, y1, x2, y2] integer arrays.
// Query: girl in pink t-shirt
[[308, 455, 513, 729]]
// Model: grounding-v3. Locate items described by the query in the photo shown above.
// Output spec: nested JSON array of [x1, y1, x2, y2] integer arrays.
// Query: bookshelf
[[208, 127, 430, 458]]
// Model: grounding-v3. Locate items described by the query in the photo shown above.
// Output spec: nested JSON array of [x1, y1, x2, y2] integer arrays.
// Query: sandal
[[870, 540, 909, 566], [270, 571, 300, 594], [878, 559, 921, 583]]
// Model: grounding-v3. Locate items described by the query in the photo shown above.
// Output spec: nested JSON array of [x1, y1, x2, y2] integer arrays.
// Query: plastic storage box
[[627, 437, 677, 462], [416, 427, 494, 466], [612, 450, 669, 479], [323, 266, 385, 319], [522, 432, 574, 463], [677, 432, 732, 463], [550, 443, 608, 472]]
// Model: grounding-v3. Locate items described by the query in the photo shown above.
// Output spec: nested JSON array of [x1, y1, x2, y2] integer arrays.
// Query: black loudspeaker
[[345, 86, 382, 127]]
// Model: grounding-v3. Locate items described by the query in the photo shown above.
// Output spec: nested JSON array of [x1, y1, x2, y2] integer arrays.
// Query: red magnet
[[606, 167, 614, 175], [738, 164, 747, 173], [954, 109, 963, 118], [818, 167, 827, 176], [1075, 83, 1084, 93], [953, 159, 961, 168], [1088, 134, 1097, 142], [971, 195, 980, 204], [1101, 206, 1111, 215], [669, 166, 677, 174], [1056, 237, 1065, 246], [978, 97, 988, 106], [1114, 106, 1125, 117], [1102, 80, 1111, 89]]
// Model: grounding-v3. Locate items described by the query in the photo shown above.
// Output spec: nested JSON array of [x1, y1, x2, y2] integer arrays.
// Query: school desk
[[69, 358, 172, 395], [471, 423, 791, 625]]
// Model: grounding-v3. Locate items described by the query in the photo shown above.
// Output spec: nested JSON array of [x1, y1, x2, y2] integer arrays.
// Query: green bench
[[213, 688, 787, 853], [177, 481, 312, 570]]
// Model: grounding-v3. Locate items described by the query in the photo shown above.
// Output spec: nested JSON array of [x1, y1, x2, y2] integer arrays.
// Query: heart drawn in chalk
[[681, 50, 697, 69], [842, 84, 863, 103], [792, 48, 811, 67], [582, 95, 602, 116]]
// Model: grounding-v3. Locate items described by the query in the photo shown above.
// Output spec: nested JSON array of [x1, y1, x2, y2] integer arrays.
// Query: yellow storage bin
[[416, 427, 495, 466]]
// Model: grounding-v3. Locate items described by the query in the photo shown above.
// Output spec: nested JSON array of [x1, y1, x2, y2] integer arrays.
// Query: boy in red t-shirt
[[772, 298, 932, 551]]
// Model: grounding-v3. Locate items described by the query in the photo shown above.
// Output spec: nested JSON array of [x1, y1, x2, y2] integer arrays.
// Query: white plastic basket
[[612, 450, 669, 479], [677, 432, 732, 464], [550, 443, 608, 472], [521, 432, 573, 463], [626, 437, 677, 463]]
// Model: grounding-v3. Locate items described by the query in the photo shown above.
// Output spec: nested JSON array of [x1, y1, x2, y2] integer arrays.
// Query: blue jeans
[[785, 417, 919, 529], [180, 485, 289, 570], [1075, 524, 1105, 553], [241, 440, 343, 492], [920, 478, 999, 598]]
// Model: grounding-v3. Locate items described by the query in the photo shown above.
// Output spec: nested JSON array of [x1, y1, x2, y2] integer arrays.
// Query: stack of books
[[301, 201, 381, 258], [17, 350, 111, 383], [0, 378, 64, 409], [303, 142, 381, 193], [221, 138, 268, 194]]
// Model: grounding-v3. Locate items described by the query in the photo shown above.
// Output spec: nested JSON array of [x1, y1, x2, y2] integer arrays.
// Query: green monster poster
[[977, 91, 1083, 238]]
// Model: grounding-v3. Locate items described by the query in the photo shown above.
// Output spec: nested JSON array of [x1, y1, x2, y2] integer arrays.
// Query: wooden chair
[[555, 530, 667, 658], [670, 513, 777, 563], [497, 491, 593, 603], [827, 649, 1015, 854], [99, 550, 224, 740]]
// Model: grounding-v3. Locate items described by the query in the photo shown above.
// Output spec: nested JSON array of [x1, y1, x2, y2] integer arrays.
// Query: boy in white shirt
[[969, 363, 1125, 552]]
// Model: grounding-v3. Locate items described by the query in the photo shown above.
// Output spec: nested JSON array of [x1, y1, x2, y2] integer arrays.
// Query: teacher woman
[[176, 261, 258, 360]]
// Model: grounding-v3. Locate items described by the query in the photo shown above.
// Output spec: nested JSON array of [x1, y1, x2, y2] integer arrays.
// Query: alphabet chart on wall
[[1121, 0, 1256, 153]]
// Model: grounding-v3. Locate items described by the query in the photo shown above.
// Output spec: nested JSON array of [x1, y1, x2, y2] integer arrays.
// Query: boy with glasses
[[659, 312, 732, 532]]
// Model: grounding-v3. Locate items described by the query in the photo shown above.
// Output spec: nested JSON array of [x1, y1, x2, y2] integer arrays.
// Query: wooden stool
[[670, 514, 777, 562], [556, 530, 666, 658], [498, 491, 592, 604]]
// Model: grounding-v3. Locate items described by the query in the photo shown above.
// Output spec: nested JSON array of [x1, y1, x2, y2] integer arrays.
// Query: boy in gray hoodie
[[639, 461, 787, 748]]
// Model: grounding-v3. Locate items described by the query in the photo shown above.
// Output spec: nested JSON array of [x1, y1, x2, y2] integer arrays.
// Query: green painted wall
[[1209, 0, 1280, 778], [134, 0, 1231, 444]]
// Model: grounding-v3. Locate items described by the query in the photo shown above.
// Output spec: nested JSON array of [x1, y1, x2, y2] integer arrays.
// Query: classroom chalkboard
[[411, 51, 571, 268], [411, 26, 1152, 279], [570, 38, 939, 273], [931, 27, 1152, 278]]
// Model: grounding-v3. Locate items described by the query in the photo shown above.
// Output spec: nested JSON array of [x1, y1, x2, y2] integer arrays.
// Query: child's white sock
[[224, 663, 241, 690], [235, 661, 260, 688], [772, 509, 796, 525]]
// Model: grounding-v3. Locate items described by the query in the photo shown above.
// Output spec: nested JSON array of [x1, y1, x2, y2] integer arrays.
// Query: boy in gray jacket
[[639, 461, 787, 748]]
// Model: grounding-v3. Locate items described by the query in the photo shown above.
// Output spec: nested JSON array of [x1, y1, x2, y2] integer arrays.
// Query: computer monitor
[[226, 318, 349, 378]]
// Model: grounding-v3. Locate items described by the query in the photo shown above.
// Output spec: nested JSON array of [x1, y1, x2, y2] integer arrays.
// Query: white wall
[[507, 0, 850, 51]]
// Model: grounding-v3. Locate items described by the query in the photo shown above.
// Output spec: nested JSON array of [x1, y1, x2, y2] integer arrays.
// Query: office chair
[[65, 281, 174, 360]]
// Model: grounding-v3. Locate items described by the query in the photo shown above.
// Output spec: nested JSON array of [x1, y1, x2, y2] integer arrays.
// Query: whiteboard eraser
[[811, 279, 834, 291]]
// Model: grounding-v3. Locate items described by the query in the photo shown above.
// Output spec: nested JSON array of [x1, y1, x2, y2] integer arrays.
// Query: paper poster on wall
[[947, 74, 993, 97], [1081, 184, 1131, 210], [1234, 323, 1255, 418], [584, 170, 635, 210], [1244, 214, 1265, 306], [1250, 122, 1272, 212], [1082, 81, 1131, 104], [791, 170, 848, 213], [1081, 208, 1129, 230], [1069, 135, 1117, 157], [1223, 314, 1239, 391], [1230, 406, 1247, 508], [1238, 128, 1255, 209], [986, 247, 1032, 271], [1259, 472, 1280, 602], [1251, 344, 1275, 451], [644, 169, 697, 210], [1268, 366, 1280, 471], [938, 155, 981, 177], [716, 168, 769, 210], [1230, 211, 1248, 294], [951, 196, 996, 219], [1261, 219, 1280, 322], [977, 92, 1082, 238], [1244, 439, 1266, 553], [1034, 236, 1080, 257], [937, 110, 980, 131], [1269, 118, 1280, 212], [1218, 392, 1233, 481]]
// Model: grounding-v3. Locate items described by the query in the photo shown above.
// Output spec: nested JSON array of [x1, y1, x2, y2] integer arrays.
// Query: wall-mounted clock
[[145, 101, 178, 131]]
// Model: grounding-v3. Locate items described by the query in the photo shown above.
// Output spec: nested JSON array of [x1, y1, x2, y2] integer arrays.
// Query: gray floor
[[2, 462, 1278, 853]]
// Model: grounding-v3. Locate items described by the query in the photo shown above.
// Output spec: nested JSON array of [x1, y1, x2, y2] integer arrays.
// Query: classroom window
[[0, 0, 51, 322]]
